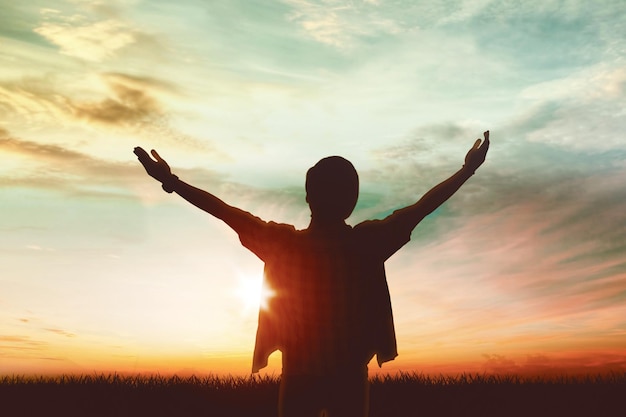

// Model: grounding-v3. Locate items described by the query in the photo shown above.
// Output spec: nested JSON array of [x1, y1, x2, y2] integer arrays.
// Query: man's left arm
[[391, 131, 490, 232]]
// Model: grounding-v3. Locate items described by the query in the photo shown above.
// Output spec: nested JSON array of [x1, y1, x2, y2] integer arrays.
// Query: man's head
[[305, 156, 359, 221]]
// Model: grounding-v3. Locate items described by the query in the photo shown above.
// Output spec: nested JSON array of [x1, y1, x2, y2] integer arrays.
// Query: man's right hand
[[134, 147, 172, 184]]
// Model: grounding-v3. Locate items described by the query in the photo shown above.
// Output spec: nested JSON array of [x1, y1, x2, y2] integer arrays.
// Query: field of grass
[[1, 372, 624, 417]]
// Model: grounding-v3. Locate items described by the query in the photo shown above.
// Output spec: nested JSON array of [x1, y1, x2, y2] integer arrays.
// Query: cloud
[[44, 328, 76, 338], [360, 121, 490, 217], [438, 0, 494, 25], [0, 335, 47, 358], [514, 65, 626, 152], [522, 66, 626, 103], [0, 73, 216, 152], [481, 352, 626, 376], [68, 75, 163, 125], [0, 129, 300, 222], [0, 80, 67, 124], [0, 130, 100, 164], [369, 122, 479, 164], [0, 130, 142, 196], [423, 162, 626, 291], [393, 165, 626, 355], [280, 0, 623, 52], [283, 0, 410, 49], [34, 16, 136, 62], [482, 353, 519, 374], [0, 130, 131, 182], [366, 117, 626, 360]]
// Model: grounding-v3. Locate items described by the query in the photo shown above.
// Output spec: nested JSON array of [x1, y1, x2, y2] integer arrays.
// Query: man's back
[[238, 215, 411, 374]]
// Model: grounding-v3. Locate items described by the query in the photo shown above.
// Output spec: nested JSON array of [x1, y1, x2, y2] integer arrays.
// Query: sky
[[1, 0, 625, 377]]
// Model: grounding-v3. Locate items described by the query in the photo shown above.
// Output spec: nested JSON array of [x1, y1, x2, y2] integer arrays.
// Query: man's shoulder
[[349, 219, 391, 244], [260, 220, 300, 240], [266, 220, 297, 230], [353, 217, 388, 232], [352, 215, 412, 259], [237, 219, 300, 262], [353, 208, 408, 234]]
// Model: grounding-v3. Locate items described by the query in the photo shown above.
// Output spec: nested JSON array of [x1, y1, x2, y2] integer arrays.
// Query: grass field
[[1, 372, 623, 417]]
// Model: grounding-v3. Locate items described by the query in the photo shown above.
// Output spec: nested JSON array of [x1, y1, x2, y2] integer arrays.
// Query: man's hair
[[305, 156, 359, 220]]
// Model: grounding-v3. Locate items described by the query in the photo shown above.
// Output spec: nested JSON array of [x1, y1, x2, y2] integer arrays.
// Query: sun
[[235, 273, 275, 315]]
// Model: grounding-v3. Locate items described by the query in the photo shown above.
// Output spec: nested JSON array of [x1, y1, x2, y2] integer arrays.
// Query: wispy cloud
[[514, 64, 626, 152], [0, 73, 215, 152], [0, 80, 67, 125], [0, 129, 103, 164], [390, 162, 626, 354], [34, 10, 136, 62], [0, 129, 142, 195], [44, 328, 76, 338], [67, 74, 164, 125], [366, 116, 626, 364], [0, 128, 301, 220], [69, 73, 213, 151], [362, 122, 492, 215], [369, 122, 481, 167], [0, 335, 47, 358], [283, 0, 410, 49], [481, 352, 626, 375]]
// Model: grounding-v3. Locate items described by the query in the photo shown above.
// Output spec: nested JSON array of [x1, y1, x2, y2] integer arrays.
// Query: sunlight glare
[[235, 273, 275, 315]]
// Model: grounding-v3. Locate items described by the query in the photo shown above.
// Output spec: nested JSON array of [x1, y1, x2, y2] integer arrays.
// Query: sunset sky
[[1, 0, 625, 377]]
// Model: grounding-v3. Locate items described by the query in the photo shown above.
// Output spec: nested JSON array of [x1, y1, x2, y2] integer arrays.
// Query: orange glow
[[234, 273, 275, 314], [2, 0, 625, 385]]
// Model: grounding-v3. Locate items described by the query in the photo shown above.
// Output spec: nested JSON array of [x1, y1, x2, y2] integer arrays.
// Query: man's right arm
[[133, 147, 258, 233], [169, 178, 256, 231]]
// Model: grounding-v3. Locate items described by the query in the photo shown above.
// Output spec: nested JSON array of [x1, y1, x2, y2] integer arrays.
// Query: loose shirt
[[236, 211, 412, 375]]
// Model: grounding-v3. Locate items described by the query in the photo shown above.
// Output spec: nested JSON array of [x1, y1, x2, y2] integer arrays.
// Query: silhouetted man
[[134, 131, 490, 417]]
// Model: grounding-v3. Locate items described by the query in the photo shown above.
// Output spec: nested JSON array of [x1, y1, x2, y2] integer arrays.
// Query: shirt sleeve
[[354, 209, 413, 262], [236, 213, 294, 262]]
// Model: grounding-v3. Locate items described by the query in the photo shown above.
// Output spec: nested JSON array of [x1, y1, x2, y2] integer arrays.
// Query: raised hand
[[134, 147, 172, 182], [134, 147, 179, 193], [464, 130, 490, 173]]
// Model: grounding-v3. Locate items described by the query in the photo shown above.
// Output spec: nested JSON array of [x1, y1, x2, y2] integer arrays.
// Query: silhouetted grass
[[369, 372, 625, 417], [1, 372, 624, 416]]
